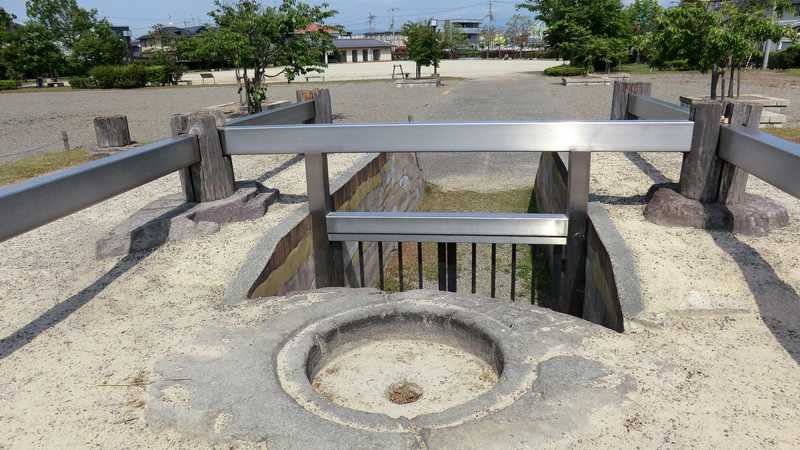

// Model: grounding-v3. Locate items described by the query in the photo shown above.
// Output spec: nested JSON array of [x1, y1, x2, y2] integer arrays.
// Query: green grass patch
[[765, 127, 800, 143], [382, 183, 552, 303], [0, 148, 94, 186]]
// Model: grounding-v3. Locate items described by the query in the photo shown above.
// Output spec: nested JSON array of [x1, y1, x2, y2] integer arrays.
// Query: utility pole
[[388, 8, 399, 32]]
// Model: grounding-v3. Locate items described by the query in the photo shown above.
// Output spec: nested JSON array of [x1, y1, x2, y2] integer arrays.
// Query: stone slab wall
[[224, 152, 424, 303], [533, 152, 643, 331]]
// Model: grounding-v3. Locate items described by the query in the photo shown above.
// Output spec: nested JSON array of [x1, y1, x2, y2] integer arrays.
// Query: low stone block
[[96, 181, 279, 259], [644, 185, 788, 237]]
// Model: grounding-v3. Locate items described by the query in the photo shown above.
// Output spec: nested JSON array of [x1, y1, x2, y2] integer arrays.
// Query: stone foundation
[[95, 181, 278, 259], [644, 184, 789, 237]]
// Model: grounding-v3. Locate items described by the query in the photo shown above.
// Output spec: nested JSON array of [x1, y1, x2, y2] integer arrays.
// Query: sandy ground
[[312, 339, 497, 419], [1, 70, 800, 448], [181, 59, 562, 84]]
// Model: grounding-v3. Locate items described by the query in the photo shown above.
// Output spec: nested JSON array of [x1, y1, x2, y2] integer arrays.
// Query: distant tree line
[[522, 0, 799, 98]]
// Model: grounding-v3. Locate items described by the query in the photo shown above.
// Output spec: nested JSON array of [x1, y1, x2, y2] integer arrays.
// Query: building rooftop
[[333, 38, 392, 49]]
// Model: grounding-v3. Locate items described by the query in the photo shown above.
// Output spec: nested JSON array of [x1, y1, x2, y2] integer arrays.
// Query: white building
[[331, 39, 393, 63]]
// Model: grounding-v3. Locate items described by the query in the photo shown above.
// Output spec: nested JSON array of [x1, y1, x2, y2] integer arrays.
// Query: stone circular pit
[[146, 289, 635, 449], [286, 306, 503, 420]]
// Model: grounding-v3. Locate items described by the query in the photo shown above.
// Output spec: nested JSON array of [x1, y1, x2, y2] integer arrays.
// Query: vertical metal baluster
[[446, 242, 457, 293], [437, 243, 446, 291], [490, 243, 496, 298], [417, 242, 423, 289], [378, 241, 385, 291], [358, 241, 365, 287], [530, 244, 536, 304], [471, 243, 476, 294], [511, 244, 517, 302], [398, 242, 404, 292]]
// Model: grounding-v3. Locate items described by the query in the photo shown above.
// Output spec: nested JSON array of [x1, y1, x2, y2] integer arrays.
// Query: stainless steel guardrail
[[627, 94, 691, 121], [0, 135, 199, 243], [220, 121, 695, 155], [225, 100, 315, 127], [327, 211, 569, 245], [719, 126, 800, 199]]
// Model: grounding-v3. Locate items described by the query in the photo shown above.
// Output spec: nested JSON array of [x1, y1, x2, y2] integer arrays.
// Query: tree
[[645, 0, 794, 99], [68, 21, 127, 74], [202, 0, 336, 113], [402, 21, 442, 78], [518, 0, 631, 70], [505, 14, 536, 56], [25, 0, 96, 49], [440, 21, 469, 58], [625, 0, 661, 63], [0, 8, 15, 31], [0, 23, 63, 79]]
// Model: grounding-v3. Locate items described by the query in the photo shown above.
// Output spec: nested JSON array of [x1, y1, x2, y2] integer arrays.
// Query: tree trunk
[[710, 65, 719, 99], [416, 62, 421, 79], [727, 59, 735, 98], [720, 67, 726, 103], [736, 66, 742, 98]]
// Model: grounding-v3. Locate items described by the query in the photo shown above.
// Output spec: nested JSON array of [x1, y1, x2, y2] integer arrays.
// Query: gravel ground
[[1, 70, 800, 448], [0, 80, 452, 161]]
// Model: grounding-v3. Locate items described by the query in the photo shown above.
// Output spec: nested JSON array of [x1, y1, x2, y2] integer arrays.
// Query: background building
[[331, 38, 392, 63], [443, 19, 482, 49]]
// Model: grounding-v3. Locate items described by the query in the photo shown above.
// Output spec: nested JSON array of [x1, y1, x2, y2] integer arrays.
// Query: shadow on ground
[[623, 152, 800, 364]]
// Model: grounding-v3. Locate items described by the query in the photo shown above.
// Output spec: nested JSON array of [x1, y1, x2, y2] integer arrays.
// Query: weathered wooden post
[[169, 113, 198, 202], [94, 115, 132, 148], [717, 102, 763, 204], [298, 88, 344, 287], [185, 112, 236, 202], [678, 101, 726, 202], [610, 81, 651, 120]]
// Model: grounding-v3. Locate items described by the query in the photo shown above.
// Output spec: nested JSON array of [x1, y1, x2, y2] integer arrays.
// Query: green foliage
[[0, 80, 18, 90], [205, 0, 336, 113], [440, 21, 469, 52], [90, 64, 149, 89], [402, 21, 443, 76], [25, 0, 97, 48], [68, 76, 96, 89], [769, 46, 800, 69], [67, 21, 127, 74], [0, 8, 15, 30], [518, 0, 631, 69], [0, 23, 64, 79], [543, 64, 587, 76], [644, 0, 795, 97], [143, 50, 185, 84]]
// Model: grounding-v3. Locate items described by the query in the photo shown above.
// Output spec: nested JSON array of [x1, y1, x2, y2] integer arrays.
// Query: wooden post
[[61, 131, 70, 151], [301, 88, 343, 287], [717, 101, 763, 205], [187, 112, 236, 202], [610, 81, 652, 120], [169, 113, 198, 202], [94, 115, 132, 148], [678, 101, 725, 202]]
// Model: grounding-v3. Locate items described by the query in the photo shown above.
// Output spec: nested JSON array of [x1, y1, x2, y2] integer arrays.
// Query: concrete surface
[[146, 288, 633, 449]]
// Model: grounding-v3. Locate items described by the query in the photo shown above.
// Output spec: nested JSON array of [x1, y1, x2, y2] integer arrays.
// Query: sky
[[1, 0, 669, 37]]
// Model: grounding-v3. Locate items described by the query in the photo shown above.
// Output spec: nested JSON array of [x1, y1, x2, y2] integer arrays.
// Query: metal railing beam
[[221, 121, 694, 155], [0, 135, 199, 243], [627, 94, 691, 121], [718, 126, 800, 199], [326, 211, 569, 245], [224, 100, 315, 127]]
